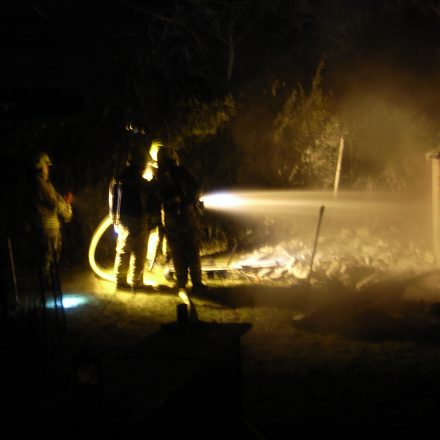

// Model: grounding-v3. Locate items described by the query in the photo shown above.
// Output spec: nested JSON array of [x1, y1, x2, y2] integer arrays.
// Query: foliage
[[154, 95, 239, 190], [231, 60, 343, 188], [170, 95, 237, 145], [272, 62, 344, 188]]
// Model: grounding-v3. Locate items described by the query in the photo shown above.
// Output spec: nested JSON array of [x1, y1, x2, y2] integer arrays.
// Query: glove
[[64, 192, 74, 204]]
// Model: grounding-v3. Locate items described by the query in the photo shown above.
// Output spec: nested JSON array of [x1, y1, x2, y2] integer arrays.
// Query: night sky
[[3, 2, 440, 107], [1, 1, 125, 118]]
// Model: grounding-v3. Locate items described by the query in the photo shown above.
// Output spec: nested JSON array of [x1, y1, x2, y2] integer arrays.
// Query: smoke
[[334, 63, 440, 190]]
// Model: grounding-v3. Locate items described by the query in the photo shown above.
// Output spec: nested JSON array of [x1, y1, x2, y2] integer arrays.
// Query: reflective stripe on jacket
[[30, 174, 72, 230]]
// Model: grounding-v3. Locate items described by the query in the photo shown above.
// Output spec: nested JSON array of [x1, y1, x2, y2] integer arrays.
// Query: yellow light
[[200, 192, 243, 210], [88, 215, 165, 286], [142, 165, 154, 181], [149, 139, 163, 162], [141, 152, 155, 181], [178, 289, 190, 305], [147, 227, 159, 261], [88, 215, 115, 282]]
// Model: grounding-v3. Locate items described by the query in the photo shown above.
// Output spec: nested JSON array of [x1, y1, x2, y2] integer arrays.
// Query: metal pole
[[333, 137, 344, 199], [306, 205, 325, 286]]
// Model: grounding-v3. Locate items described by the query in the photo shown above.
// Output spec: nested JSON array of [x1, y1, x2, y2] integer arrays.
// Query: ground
[[4, 206, 440, 438], [4, 261, 440, 439]]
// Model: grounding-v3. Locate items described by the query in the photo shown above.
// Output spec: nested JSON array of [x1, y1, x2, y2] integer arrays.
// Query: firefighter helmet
[[33, 151, 53, 170]]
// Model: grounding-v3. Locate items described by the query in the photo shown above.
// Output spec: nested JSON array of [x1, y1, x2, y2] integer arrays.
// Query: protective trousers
[[114, 224, 150, 288], [165, 207, 202, 289], [34, 227, 62, 285]]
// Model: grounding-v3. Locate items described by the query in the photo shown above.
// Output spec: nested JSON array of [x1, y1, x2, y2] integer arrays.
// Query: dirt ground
[[5, 264, 440, 439]]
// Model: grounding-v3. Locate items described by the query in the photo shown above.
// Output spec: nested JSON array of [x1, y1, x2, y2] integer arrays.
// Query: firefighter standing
[[28, 151, 73, 289], [156, 146, 207, 297], [109, 145, 162, 292]]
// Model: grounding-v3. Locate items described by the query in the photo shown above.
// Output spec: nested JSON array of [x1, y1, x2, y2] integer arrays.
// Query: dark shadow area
[[6, 320, 259, 439], [192, 283, 311, 310], [5, 269, 440, 437], [292, 271, 440, 344]]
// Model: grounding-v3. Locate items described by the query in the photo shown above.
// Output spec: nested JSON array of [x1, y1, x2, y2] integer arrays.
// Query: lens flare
[[46, 293, 90, 309]]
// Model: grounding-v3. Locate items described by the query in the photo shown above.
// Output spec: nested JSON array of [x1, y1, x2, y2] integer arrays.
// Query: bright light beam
[[200, 190, 329, 212], [200, 190, 410, 215], [201, 192, 243, 210]]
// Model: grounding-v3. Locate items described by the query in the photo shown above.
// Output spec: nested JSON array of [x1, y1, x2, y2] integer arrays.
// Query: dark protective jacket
[[158, 163, 201, 218], [109, 165, 161, 228], [157, 162, 203, 288]]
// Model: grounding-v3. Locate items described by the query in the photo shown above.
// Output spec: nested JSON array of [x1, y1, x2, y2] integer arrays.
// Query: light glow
[[88, 215, 162, 286], [201, 192, 243, 210], [178, 289, 190, 305], [200, 190, 410, 215], [142, 165, 155, 181], [46, 293, 91, 309], [149, 140, 163, 162]]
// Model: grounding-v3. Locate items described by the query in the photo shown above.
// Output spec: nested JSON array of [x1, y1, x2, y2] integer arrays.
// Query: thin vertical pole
[[333, 137, 344, 199]]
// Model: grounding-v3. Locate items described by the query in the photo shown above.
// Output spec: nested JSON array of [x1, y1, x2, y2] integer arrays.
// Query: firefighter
[[156, 145, 207, 298], [109, 142, 162, 292], [27, 151, 73, 289]]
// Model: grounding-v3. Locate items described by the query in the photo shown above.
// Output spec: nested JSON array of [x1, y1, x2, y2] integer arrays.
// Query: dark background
[[2, 0, 440, 271]]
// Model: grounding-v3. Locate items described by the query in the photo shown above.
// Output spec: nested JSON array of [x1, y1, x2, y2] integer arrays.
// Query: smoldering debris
[[215, 224, 437, 290]]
